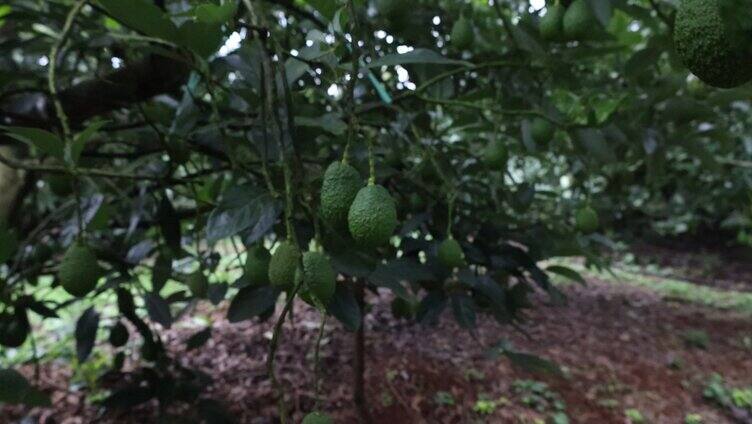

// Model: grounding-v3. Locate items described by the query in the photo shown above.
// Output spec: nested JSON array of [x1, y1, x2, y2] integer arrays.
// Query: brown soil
[[3, 278, 752, 423]]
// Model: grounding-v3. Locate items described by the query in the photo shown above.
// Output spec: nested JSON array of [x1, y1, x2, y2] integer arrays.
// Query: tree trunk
[[353, 280, 370, 423]]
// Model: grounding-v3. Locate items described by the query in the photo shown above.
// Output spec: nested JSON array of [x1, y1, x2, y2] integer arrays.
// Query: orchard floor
[[4, 259, 752, 423]]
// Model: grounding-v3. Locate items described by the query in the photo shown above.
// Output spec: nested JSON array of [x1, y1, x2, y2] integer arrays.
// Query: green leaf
[[194, 1, 238, 24], [186, 327, 212, 350], [144, 293, 173, 329], [75, 307, 99, 363], [70, 120, 107, 165], [486, 341, 563, 376], [97, 0, 179, 42], [177, 21, 224, 57], [370, 258, 433, 299], [328, 285, 361, 331], [585, 0, 613, 27], [417, 291, 447, 326], [366, 48, 471, 68], [450, 293, 476, 329], [0, 369, 50, 406], [0, 223, 18, 264], [546, 265, 587, 286], [206, 184, 279, 244], [296, 113, 347, 136], [306, 0, 339, 21], [227, 285, 279, 323], [4, 126, 64, 159]]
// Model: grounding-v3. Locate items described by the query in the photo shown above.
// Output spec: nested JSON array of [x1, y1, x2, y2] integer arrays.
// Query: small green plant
[[681, 329, 710, 350], [464, 368, 485, 381], [625, 408, 645, 423], [473, 397, 497, 415], [550, 412, 570, 424], [512, 379, 566, 413], [434, 391, 455, 406], [380, 391, 394, 407], [684, 413, 703, 424], [703, 374, 752, 415]]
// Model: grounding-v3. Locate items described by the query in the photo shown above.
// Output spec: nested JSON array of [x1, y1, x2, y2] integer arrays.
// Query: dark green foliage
[[348, 184, 398, 248], [58, 242, 102, 297], [320, 162, 362, 231], [674, 0, 752, 88]]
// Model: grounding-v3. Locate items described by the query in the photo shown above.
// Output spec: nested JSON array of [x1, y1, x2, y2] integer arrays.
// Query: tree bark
[[353, 280, 370, 423], [1, 53, 190, 129]]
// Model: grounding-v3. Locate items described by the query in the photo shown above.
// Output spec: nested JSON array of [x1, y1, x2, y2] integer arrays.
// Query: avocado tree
[[1, 0, 751, 421]]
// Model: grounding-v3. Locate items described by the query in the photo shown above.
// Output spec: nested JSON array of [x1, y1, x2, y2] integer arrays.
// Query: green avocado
[[186, 271, 209, 298], [451, 16, 474, 50], [300, 251, 336, 306], [482, 139, 508, 169], [348, 184, 398, 248], [391, 297, 414, 320], [562, 0, 599, 41], [575, 206, 599, 233], [109, 321, 129, 348], [0, 312, 29, 348], [302, 412, 333, 424], [58, 242, 103, 297], [245, 244, 271, 286], [320, 162, 362, 231], [674, 0, 752, 88], [540, 3, 566, 41], [531, 118, 555, 145], [437, 237, 466, 269], [268, 240, 301, 288]]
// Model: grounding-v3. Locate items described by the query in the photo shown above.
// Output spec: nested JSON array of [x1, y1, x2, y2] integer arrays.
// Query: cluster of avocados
[[320, 161, 398, 249], [539, 0, 602, 42], [673, 0, 752, 88]]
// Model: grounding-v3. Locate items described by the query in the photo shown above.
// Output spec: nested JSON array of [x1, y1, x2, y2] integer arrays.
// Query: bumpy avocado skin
[[59, 242, 102, 297], [531, 118, 555, 145], [347, 184, 398, 248], [268, 241, 301, 288], [540, 3, 566, 41], [438, 238, 466, 269], [482, 139, 508, 168], [302, 412, 333, 424], [301, 251, 336, 305], [563, 0, 598, 40], [320, 162, 362, 231], [245, 244, 271, 286], [674, 0, 752, 88], [451, 16, 474, 49], [575, 207, 599, 234]]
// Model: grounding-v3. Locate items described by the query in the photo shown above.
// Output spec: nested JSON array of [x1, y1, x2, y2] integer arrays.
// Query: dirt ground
[[3, 257, 752, 423]]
